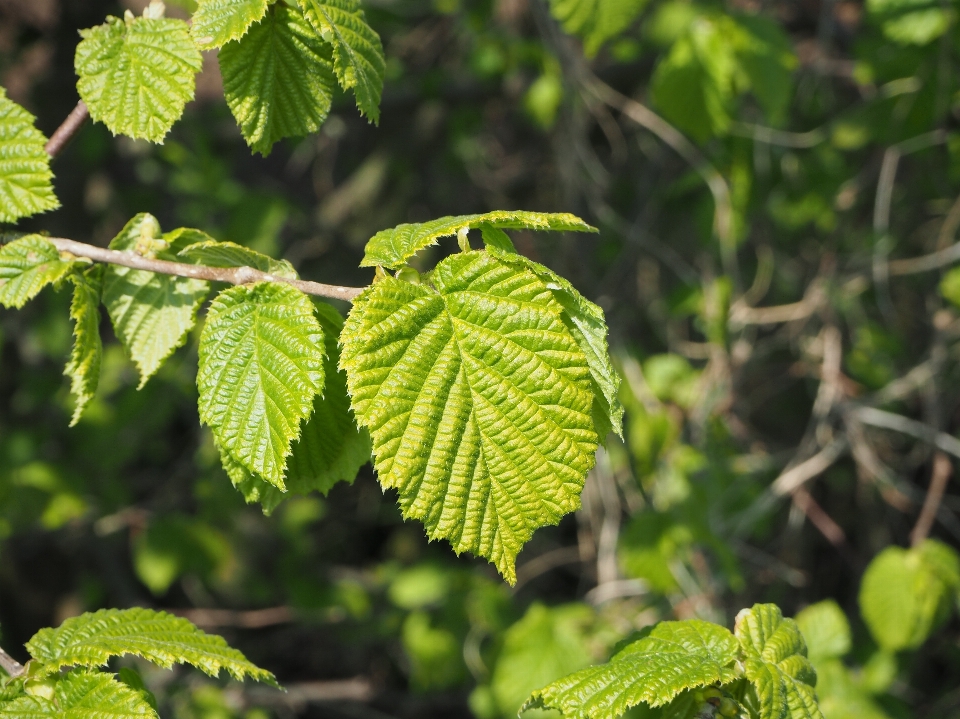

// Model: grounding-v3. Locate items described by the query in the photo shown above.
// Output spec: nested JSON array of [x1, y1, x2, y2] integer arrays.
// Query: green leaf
[[867, 0, 951, 44], [0, 671, 157, 719], [102, 214, 209, 387], [735, 604, 822, 719], [297, 0, 385, 122], [549, 0, 651, 56], [64, 267, 104, 426], [178, 238, 298, 279], [219, 4, 338, 156], [75, 14, 203, 142], [219, 302, 371, 511], [859, 541, 959, 651], [26, 608, 275, 683], [730, 15, 797, 124], [191, 0, 270, 48], [795, 600, 851, 662], [0, 235, 78, 309], [341, 251, 599, 584], [197, 282, 326, 488], [486, 244, 623, 438], [361, 211, 597, 269], [0, 89, 59, 223], [526, 619, 740, 718]]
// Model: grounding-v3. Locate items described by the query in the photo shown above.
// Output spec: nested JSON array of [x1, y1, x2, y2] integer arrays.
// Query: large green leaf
[[0, 235, 78, 309], [0, 89, 59, 223], [64, 267, 104, 426], [485, 244, 623, 438], [219, 301, 370, 512], [197, 282, 326, 488], [220, 4, 338, 156], [795, 600, 851, 662], [102, 214, 209, 388], [297, 0, 385, 122], [26, 608, 274, 683], [526, 619, 740, 718], [75, 14, 202, 142], [735, 604, 822, 719], [361, 211, 597, 269], [341, 251, 599, 583], [191, 0, 270, 48], [0, 671, 156, 719], [549, 0, 651, 56], [178, 238, 298, 279]]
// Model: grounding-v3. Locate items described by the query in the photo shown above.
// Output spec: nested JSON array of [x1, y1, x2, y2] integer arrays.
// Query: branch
[[770, 437, 848, 497], [46, 237, 365, 302], [911, 451, 953, 546], [0, 646, 25, 678], [45, 101, 89, 158], [169, 606, 295, 629], [852, 405, 960, 460]]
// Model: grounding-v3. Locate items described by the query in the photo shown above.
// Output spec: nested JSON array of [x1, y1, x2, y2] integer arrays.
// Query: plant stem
[[47, 237, 365, 302], [45, 101, 89, 158], [0, 646, 24, 678], [911, 451, 953, 547]]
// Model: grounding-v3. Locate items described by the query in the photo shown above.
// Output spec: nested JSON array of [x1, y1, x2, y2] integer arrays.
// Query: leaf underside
[[191, 0, 271, 48], [525, 619, 740, 719], [102, 214, 209, 388], [75, 15, 203, 142], [0, 89, 59, 223], [178, 238, 298, 279], [197, 282, 326, 487], [340, 251, 598, 584], [25, 608, 275, 683], [220, 4, 337, 156], [360, 210, 598, 269], [0, 671, 156, 719], [65, 267, 104, 426], [0, 235, 77, 309]]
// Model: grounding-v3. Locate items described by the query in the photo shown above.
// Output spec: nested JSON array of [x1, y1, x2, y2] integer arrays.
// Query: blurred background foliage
[[2, 0, 960, 716]]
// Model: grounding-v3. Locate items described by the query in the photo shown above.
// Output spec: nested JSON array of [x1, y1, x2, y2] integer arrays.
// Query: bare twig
[[0, 646, 25, 678], [852, 406, 960, 460], [45, 101, 89, 158], [911, 451, 953, 546], [513, 546, 582, 591], [792, 488, 847, 547], [728, 123, 826, 148], [41, 237, 365, 302], [770, 438, 848, 497], [245, 678, 374, 707], [170, 606, 295, 629]]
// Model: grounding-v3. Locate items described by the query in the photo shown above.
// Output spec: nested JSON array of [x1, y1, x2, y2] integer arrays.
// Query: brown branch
[[770, 438, 848, 497], [0, 646, 25, 678], [47, 237, 365, 302], [911, 451, 953, 546], [169, 606, 295, 629], [792, 488, 847, 547], [45, 101, 89, 158]]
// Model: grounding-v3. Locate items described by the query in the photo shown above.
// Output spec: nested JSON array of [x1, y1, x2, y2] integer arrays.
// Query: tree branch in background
[[0, 646, 24, 678], [853, 406, 960, 460], [44, 100, 89, 158], [911, 451, 953, 547], [44, 237, 365, 302]]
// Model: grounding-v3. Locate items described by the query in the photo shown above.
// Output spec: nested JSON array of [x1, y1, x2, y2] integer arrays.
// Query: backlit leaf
[[191, 0, 270, 48], [549, 0, 651, 56], [0, 671, 156, 719], [64, 267, 104, 426], [0, 89, 59, 223], [0, 235, 77, 309], [178, 238, 298, 279]]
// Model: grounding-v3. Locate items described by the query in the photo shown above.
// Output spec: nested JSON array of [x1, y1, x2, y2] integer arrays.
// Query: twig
[[513, 546, 582, 591], [45, 101, 89, 158], [0, 646, 25, 678], [770, 438, 848, 497], [728, 122, 826, 148], [911, 451, 953, 546], [40, 237, 365, 302], [852, 406, 960, 460], [245, 678, 374, 707], [170, 606, 295, 629], [792, 488, 847, 547], [729, 280, 824, 327]]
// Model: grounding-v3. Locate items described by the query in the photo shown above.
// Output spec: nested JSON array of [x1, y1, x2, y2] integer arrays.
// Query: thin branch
[[728, 122, 826, 148], [852, 405, 960, 460], [45, 101, 89, 158], [169, 606, 295, 629], [770, 438, 848, 497], [792, 487, 847, 547], [44, 237, 365, 302], [0, 646, 25, 678], [911, 451, 953, 546]]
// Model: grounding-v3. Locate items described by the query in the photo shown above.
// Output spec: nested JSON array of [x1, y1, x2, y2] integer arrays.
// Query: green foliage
[[866, 0, 951, 45], [197, 282, 326, 488], [549, 0, 651, 56], [178, 238, 298, 279], [219, 4, 338, 156], [0, 235, 79, 309], [75, 13, 203, 142], [0, 90, 59, 224], [64, 267, 104, 426], [25, 607, 275, 682], [0, 670, 156, 718], [341, 251, 598, 583], [360, 211, 597, 269], [297, 0, 386, 122], [191, 0, 270, 48], [794, 600, 851, 662], [859, 539, 960, 651], [102, 214, 209, 387]]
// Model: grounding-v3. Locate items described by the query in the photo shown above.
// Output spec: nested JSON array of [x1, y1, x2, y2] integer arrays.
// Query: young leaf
[[360, 210, 597, 269], [795, 600, 851, 662], [220, 4, 338, 156], [26, 608, 274, 683], [64, 267, 104, 426], [485, 243, 623, 438], [341, 251, 599, 583], [191, 0, 270, 48], [0, 89, 59, 223], [197, 282, 326, 487], [549, 0, 651, 56], [178, 238, 298, 279], [297, 0, 385, 122], [0, 235, 78, 309], [75, 14, 203, 142], [525, 619, 740, 718], [0, 670, 157, 719], [102, 214, 209, 387], [735, 604, 822, 719]]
